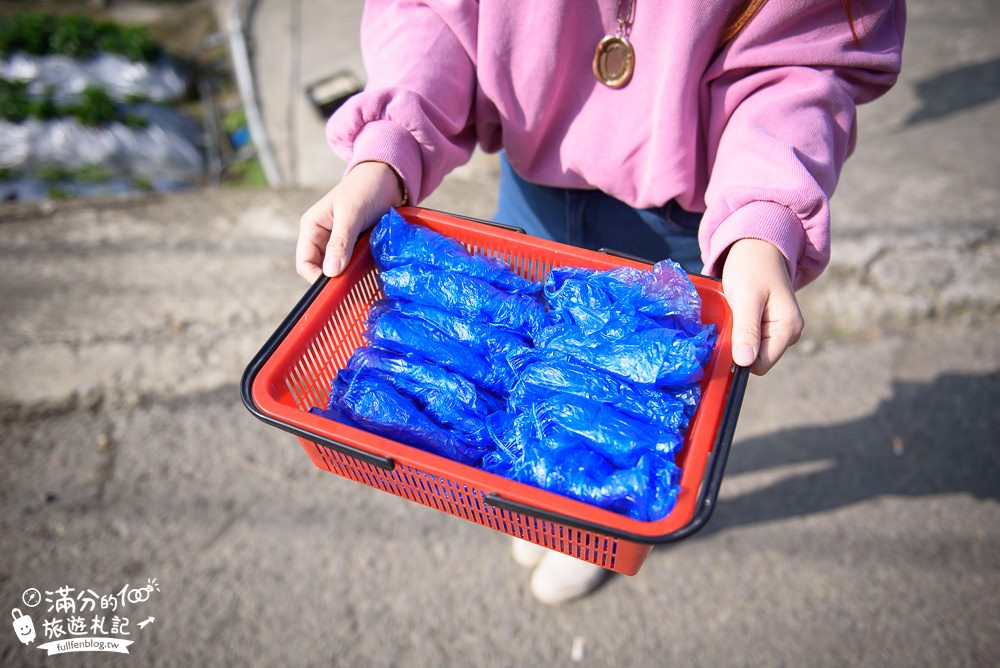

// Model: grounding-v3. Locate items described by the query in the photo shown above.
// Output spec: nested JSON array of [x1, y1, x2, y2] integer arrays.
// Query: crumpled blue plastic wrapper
[[500, 393, 682, 468], [312, 367, 487, 465], [481, 426, 681, 521], [481, 392, 684, 521], [345, 348, 500, 448], [365, 308, 510, 394], [539, 259, 715, 387], [371, 207, 539, 294], [312, 208, 717, 522], [379, 265, 547, 338], [536, 325, 715, 388], [545, 261, 704, 335], [507, 350, 698, 433], [368, 299, 531, 387], [374, 300, 531, 362], [520, 450, 681, 522]]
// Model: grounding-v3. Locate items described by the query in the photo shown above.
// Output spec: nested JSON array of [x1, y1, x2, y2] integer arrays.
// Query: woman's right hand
[[296, 161, 405, 283], [722, 238, 804, 376]]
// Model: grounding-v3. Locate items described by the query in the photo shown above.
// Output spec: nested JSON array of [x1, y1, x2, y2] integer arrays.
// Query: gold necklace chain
[[615, 0, 635, 37]]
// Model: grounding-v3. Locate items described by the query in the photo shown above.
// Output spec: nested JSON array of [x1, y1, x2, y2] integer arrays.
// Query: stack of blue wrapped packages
[[311, 209, 716, 521]]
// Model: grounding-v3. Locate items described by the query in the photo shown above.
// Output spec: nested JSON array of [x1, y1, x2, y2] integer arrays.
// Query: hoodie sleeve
[[699, 0, 905, 288], [325, 0, 479, 204]]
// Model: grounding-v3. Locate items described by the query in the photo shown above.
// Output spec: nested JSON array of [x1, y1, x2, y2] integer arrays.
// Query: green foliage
[[0, 80, 145, 127], [36, 163, 74, 182], [75, 163, 113, 184], [113, 25, 159, 62], [222, 107, 246, 134], [72, 86, 116, 126], [26, 93, 58, 120], [0, 13, 58, 56], [0, 163, 119, 187], [225, 157, 266, 188], [49, 14, 99, 59], [35, 163, 113, 185], [47, 184, 71, 200], [0, 79, 29, 122], [95, 25, 120, 56], [0, 12, 162, 62], [121, 112, 149, 128]]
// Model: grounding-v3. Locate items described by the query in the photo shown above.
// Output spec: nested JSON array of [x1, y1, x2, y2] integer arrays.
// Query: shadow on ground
[[904, 57, 1000, 126], [701, 371, 1000, 536]]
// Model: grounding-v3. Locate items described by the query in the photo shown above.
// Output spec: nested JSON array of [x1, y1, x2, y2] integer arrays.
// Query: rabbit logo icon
[[11, 609, 35, 645]]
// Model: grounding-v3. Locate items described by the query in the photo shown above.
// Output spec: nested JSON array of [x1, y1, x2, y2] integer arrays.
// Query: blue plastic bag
[[379, 264, 548, 338], [514, 450, 680, 522], [482, 413, 682, 521], [536, 325, 715, 387], [345, 347, 499, 448], [369, 300, 531, 365], [511, 393, 682, 468], [545, 260, 705, 336], [539, 260, 716, 387], [315, 367, 487, 465], [507, 350, 697, 433], [365, 308, 511, 394], [371, 208, 539, 294]]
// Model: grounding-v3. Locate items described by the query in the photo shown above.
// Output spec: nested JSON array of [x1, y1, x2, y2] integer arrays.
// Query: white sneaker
[[529, 551, 609, 605], [511, 537, 547, 568]]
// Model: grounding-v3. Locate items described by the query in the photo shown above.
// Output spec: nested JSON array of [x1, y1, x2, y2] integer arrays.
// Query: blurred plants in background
[[0, 78, 147, 126], [0, 3, 266, 203], [221, 106, 264, 187], [0, 11, 160, 61]]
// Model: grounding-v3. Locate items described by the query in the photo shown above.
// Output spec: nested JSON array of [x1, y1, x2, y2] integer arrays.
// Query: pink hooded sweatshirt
[[326, 0, 905, 288]]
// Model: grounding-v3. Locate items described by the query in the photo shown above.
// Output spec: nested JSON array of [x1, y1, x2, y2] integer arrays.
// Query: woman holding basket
[[296, 0, 904, 604]]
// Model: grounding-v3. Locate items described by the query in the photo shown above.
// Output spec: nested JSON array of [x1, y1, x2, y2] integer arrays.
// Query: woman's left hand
[[721, 238, 805, 375]]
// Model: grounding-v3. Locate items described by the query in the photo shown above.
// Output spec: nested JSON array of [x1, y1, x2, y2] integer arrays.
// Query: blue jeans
[[493, 153, 704, 274]]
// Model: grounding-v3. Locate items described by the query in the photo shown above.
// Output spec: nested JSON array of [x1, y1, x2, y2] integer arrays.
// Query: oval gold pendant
[[592, 34, 635, 89]]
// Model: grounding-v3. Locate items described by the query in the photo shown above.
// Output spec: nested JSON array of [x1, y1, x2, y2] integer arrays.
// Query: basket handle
[[406, 206, 527, 235], [597, 247, 655, 265], [598, 247, 720, 283], [312, 438, 396, 471], [483, 364, 750, 544]]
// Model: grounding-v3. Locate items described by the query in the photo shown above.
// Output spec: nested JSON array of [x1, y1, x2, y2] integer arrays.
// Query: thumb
[[322, 228, 354, 277], [322, 203, 363, 277], [728, 287, 765, 368], [321, 162, 404, 277]]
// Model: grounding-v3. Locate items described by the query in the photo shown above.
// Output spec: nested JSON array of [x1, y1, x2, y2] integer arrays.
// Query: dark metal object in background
[[305, 71, 363, 119]]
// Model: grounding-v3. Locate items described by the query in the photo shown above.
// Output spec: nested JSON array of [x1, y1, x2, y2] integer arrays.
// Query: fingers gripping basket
[[241, 207, 749, 576]]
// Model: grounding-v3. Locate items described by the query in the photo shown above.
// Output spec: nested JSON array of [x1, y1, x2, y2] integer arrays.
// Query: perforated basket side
[[301, 441, 651, 574], [282, 269, 381, 412]]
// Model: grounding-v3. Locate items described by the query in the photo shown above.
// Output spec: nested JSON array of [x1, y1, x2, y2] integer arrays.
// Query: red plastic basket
[[242, 206, 748, 575]]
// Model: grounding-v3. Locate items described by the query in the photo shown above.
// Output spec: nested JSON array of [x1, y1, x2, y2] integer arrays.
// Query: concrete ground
[[2, 0, 999, 666]]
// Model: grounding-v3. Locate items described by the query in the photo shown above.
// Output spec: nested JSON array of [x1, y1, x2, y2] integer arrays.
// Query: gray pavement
[[2, 0, 1000, 666]]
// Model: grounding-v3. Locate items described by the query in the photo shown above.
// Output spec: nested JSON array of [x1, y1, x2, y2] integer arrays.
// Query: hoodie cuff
[[702, 200, 806, 286], [341, 120, 422, 205]]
